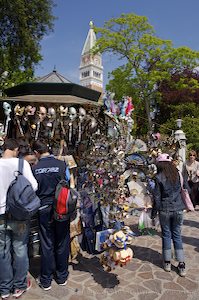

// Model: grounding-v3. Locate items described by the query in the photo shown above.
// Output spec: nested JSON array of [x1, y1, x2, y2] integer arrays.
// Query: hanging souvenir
[[3, 102, 12, 136], [14, 104, 25, 137], [78, 107, 87, 143], [34, 106, 47, 140], [68, 107, 77, 144], [47, 107, 56, 138]]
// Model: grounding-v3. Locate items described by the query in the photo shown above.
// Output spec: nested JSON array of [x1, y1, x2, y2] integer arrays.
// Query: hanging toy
[[100, 227, 135, 271], [125, 96, 134, 116], [14, 104, 25, 136]]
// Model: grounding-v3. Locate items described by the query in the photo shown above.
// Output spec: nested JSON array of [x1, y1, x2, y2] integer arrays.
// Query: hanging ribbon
[[68, 122, 72, 144], [51, 121, 56, 139], [78, 122, 82, 142], [16, 118, 24, 136], [35, 121, 40, 140], [4, 116, 11, 136], [60, 120, 66, 136]]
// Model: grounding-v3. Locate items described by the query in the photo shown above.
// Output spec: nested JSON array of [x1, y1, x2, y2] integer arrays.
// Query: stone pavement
[[21, 208, 199, 300]]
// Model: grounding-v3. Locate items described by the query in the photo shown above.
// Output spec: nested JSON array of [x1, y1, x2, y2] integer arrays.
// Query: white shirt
[[186, 160, 199, 183], [0, 158, 38, 215]]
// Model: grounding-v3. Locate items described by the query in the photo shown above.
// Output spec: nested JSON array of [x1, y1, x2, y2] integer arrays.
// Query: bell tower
[[79, 21, 103, 94]]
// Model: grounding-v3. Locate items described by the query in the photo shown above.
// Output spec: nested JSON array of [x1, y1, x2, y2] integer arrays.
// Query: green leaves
[[160, 103, 199, 151], [93, 13, 199, 136], [0, 0, 55, 89]]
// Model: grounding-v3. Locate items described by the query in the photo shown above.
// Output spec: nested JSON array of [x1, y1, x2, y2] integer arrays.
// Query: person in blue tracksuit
[[32, 139, 70, 290]]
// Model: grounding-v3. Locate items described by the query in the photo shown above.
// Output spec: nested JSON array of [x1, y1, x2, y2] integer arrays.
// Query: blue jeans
[[0, 217, 29, 296], [39, 205, 70, 288], [159, 210, 184, 262]]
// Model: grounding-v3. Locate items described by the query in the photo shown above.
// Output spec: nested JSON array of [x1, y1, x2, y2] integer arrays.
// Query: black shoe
[[36, 278, 52, 291], [177, 262, 186, 277]]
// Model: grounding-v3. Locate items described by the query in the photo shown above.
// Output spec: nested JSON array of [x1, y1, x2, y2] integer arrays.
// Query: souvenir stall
[[0, 84, 180, 267], [74, 93, 153, 270], [0, 82, 102, 156], [76, 91, 182, 271], [0, 81, 102, 258]]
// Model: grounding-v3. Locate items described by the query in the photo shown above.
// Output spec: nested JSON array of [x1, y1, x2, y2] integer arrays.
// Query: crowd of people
[[0, 138, 70, 299], [0, 138, 199, 299]]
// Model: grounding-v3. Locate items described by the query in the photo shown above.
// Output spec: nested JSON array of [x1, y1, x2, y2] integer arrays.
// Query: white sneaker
[[1, 294, 10, 299], [13, 278, 32, 298], [163, 261, 171, 272]]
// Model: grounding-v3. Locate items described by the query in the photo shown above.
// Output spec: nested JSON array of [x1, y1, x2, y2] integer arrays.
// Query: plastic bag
[[138, 210, 153, 230], [138, 210, 159, 233]]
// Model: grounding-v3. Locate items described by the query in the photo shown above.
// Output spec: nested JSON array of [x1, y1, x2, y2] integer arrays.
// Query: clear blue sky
[[35, 0, 199, 88]]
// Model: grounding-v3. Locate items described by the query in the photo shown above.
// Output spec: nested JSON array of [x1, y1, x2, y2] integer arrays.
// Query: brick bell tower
[[79, 21, 103, 95]]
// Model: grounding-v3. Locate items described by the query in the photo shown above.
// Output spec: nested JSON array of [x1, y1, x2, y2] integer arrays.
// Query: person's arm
[[151, 178, 161, 219], [182, 173, 190, 192], [23, 159, 38, 191], [196, 161, 199, 177], [179, 170, 191, 192], [182, 163, 189, 180], [65, 166, 70, 182]]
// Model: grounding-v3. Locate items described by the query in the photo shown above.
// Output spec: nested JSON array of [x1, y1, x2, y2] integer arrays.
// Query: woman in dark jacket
[[151, 153, 186, 277]]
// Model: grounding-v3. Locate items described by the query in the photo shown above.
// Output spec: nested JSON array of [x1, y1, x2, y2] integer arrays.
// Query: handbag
[[179, 172, 195, 212]]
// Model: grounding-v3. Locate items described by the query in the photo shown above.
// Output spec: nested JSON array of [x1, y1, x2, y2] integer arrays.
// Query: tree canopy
[[159, 69, 199, 105], [0, 0, 55, 89], [93, 13, 199, 134]]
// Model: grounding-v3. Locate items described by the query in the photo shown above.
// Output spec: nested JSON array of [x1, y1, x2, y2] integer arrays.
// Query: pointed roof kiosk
[[2, 69, 101, 106]]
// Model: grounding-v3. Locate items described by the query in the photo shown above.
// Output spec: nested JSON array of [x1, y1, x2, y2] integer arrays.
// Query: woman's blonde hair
[[189, 150, 197, 158]]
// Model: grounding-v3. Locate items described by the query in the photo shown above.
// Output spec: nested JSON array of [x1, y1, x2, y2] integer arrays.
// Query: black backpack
[[6, 158, 41, 221], [54, 179, 78, 221]]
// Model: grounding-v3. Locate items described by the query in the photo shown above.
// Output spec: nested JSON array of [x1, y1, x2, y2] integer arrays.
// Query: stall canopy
[[2, 81, 101, 106]]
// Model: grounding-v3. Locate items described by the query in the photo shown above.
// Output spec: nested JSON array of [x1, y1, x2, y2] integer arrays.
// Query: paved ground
[[21, 208, 199, 300]]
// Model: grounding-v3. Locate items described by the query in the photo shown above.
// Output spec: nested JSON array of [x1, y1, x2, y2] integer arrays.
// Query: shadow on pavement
[[70, 253, 120, 288], [183, 219, 199, 228], [182, 235, 199, 252], [132, 245, 162, 268]]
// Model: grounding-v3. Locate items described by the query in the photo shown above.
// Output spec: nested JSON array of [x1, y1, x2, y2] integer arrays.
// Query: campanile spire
[[79, 21, 103, 94]]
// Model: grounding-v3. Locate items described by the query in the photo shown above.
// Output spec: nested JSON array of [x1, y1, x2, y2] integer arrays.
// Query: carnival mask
[[79, 107, 86, 122], [57, 105, 68, 117], [3, 102, 12, 117], [47, 107, 56, 120], [25, 105, 36, 116], [14, 104, 25, 116], [69, 107, 77, 121], [37, 106, 47, 122], [90, 116, 97, 129]]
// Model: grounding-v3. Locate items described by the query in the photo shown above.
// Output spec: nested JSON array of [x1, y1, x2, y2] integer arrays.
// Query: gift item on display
[[95, 229, 114, 252], [99, 226, 135, 271]]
